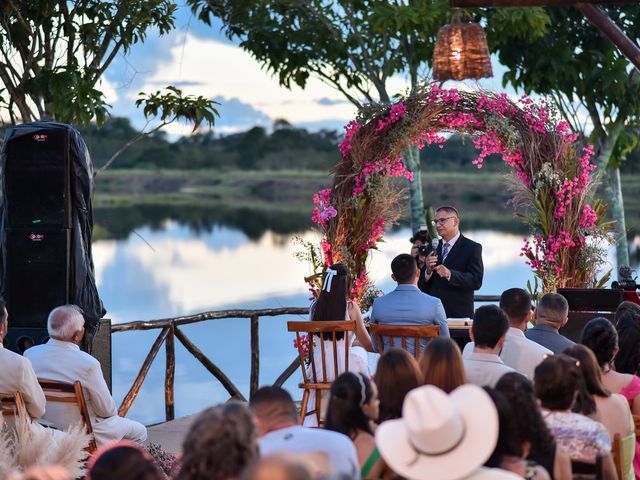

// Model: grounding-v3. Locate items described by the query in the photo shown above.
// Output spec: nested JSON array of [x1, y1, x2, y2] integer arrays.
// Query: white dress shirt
[[463, 328, 552, 380], [25, 338, 146, 446], [463, 351, 516, 388], [0, 344, 46, 419]]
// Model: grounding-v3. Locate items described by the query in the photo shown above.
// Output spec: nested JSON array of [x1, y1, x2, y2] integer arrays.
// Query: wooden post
[[274, 357, 301, 387], [250, 315, 259, 398], [118, 327, 169, 417], [174, 326, 247, 401], [165, 324, 175, 422]]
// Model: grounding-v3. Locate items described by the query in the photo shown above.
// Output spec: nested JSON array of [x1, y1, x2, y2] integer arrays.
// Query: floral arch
[[306, 84, 611, 302]]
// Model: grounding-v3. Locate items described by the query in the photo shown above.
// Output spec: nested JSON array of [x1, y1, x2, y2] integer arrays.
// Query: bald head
[[47, 305, 84, 343]]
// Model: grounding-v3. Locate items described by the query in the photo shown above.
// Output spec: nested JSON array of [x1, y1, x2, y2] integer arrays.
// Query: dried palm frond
[[13, 416, 89, 478]]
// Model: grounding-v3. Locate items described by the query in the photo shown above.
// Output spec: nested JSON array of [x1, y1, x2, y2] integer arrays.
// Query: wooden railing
[[111, 307, 309, 421], [111, 295, 500, 422]]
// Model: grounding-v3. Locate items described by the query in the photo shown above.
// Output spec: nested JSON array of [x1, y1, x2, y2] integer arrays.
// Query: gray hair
[[47, 305, 85, 340]]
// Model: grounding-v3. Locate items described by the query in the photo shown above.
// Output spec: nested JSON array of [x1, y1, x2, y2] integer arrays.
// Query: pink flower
[[375, 102, 407, 134], [338, 120, 362, 158], [579, 204, 598, 228]]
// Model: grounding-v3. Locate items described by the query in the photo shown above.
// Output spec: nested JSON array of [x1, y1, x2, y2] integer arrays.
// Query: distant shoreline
[[93, 169, 640, 237]]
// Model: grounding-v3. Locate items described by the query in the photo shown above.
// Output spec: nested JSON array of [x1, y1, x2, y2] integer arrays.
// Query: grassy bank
[[93, 169, 640, 236]]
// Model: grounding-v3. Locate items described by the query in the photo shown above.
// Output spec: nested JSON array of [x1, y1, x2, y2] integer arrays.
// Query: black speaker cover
[[0, 122, 105, 344], [6, 228, 71, 328], [4, 126, 71, 227]]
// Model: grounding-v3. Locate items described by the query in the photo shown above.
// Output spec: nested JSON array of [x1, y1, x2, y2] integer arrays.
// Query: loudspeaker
[[4, 126, 71, 228], [3, 327, 50, 354], [5, 228, 71, 329]]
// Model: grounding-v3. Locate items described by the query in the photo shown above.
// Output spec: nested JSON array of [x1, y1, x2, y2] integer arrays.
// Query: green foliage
[[0, 0, 179, 126], [78, 117, 493, 172], [136, 86, 220, 132]]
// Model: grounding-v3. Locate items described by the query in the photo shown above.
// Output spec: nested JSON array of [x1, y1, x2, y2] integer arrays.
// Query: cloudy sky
[[102, 3, 511, 137]]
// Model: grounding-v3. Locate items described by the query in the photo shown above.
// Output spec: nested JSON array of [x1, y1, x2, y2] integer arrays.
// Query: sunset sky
[[102, 3, 510, 137]]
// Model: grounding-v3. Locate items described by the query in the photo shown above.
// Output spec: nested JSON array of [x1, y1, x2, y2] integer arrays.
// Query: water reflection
[[95, 210, 547, 424]]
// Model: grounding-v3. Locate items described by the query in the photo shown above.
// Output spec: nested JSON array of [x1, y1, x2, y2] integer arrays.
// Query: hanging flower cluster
[[297, 84, 611, 303]]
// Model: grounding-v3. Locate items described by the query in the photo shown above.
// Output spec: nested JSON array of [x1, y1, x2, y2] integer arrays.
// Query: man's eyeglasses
[[432, 216, 456, 226]]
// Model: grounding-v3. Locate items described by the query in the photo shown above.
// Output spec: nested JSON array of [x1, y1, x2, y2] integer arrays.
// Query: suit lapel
[[443, 235, 464, 266]]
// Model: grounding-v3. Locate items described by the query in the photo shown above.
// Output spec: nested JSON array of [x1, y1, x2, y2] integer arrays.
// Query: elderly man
[[0, 299, 46, 422], [25, 305, 146, 446]]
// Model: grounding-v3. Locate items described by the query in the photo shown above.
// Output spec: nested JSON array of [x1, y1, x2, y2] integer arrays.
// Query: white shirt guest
[[25, 305, 146, 446], [0, 301, 46, 421], [251, 386, 360, 479], [463, 305, 519, 388], [464, 289, 550, 380]]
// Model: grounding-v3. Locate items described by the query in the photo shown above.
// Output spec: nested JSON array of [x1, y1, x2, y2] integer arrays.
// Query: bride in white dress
[[303, 263, 374, 426]]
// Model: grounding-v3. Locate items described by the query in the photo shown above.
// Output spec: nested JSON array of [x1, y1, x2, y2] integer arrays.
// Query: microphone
[[431, 238, 439, 263]]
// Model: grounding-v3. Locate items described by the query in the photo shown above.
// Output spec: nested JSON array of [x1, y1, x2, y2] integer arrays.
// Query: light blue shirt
[[370, 284, 449, 355]]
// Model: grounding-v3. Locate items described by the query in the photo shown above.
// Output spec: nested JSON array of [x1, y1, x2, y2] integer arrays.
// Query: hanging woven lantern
[[432, 18, 493, 81]]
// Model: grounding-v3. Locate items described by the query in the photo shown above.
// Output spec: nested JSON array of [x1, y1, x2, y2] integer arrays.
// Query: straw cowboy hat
[[376, 384, 499, 480]]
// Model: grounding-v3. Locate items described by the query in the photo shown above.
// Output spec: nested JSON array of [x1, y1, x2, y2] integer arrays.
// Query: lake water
[[93, 208, 620, 425]]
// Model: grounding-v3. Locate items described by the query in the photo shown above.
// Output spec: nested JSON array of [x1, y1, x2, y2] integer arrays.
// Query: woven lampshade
[[432, 20, 493, 81]]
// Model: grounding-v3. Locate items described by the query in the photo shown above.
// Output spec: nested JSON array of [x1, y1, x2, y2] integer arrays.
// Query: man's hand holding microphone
[[425, 238, 451, 281]]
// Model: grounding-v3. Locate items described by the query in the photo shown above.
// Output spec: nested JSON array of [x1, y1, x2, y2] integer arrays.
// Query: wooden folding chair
[[370, 324, 440, 359], [287, 320, 356, 426], [571, 452, 604, 480], [612, 432, 635, 480], [38, 378, 97, 453], [632, 415, 640, 438], [0, 391, 28, 421]]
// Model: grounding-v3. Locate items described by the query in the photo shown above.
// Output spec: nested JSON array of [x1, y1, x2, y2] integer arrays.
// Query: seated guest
[[581, 318, 640, 415], [525, 293, 574, 354], [324, 372, 384, 478], [249, 386, 360, 479], [86, 440, 164, 480], [483, 388, 550, 479], [463, 305, 517, 388], [306, 264, 372, 426], [463, 288, 551, 379], [24, 305, 146, 446], [240, 455, 312, 480], [495, 373, 571, 480], [419, 337, 466, 393], [0, 300, 46, 421], [374, 348, 422, 423], [176, 401, 258, 480], [564, 344, 634, 480], [376, 384, 521, 479], [614, 302, 640, 375], [534, 354, 616, 477], [581, 317, 640, 478], [370, 253, 449, 355]]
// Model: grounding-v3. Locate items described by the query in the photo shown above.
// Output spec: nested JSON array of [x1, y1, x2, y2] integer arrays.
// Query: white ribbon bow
[[322, 268, 338, 292]]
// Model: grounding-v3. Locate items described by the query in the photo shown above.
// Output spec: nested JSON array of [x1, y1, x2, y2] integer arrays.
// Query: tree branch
[[94, 120, 172, 177]]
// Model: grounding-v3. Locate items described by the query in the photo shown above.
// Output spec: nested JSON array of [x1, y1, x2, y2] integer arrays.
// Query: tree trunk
[[595, 124, 628, 268], [605, 167, 629, 268], [404, 144, 426, 231]]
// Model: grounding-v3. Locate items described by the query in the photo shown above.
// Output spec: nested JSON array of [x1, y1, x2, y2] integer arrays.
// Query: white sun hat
[[375, 384, 499, 480]]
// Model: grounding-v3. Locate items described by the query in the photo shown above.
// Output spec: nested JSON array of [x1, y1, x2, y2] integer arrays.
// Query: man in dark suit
[[419, 206, 484, 318]]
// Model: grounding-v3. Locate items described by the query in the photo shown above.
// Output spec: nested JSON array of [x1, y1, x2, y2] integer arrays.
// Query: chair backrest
[[633, 415, 640, 438], [571, 452, 604, 480], [612, 432, 635, 480], [38, 378, 97, 453], [0, 391, 28, 419], [287, 320, 357, 385], [370, 324, 440, 359]]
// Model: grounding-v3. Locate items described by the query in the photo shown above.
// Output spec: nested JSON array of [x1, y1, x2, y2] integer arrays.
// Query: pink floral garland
[[308, 86, 603, 297]]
